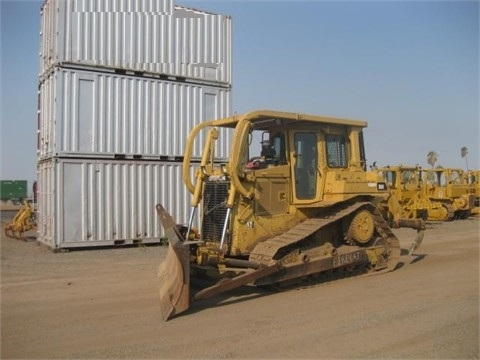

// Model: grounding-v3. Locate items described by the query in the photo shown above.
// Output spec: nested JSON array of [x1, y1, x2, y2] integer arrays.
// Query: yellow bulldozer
[[465, 170, 479, 215], [375, 165, 454, 221], [157, 110, 425, 320], [423, 168, 474, 220]]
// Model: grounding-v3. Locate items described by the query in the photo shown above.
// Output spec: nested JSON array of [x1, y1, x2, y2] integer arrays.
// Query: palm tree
[[427, 151, 438, 169], [461, 146, 469, 171]]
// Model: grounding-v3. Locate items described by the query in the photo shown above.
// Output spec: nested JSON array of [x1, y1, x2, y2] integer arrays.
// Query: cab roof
[[208, 109, 368, 129]]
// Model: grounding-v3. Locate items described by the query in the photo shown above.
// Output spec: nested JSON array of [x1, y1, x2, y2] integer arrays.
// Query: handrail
[[227, 112, 259, 200]]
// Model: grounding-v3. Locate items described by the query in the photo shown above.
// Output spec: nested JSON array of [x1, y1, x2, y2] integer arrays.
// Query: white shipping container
[[170, 6, 232, 83], [37, 67, 232, 159], [39, 0, 232, 84], [37, 157, 198, 249]]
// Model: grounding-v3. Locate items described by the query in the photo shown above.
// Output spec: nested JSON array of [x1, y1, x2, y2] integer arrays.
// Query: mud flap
[[156, 204, 191, 321]]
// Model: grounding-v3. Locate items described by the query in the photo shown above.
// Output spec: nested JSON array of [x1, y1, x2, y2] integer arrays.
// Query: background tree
[[461, 146, 469, 171], [427, 151, 438, 169]]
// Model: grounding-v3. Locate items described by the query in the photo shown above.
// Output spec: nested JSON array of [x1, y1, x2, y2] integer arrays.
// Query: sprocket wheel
[[347, 209, 375, 244]]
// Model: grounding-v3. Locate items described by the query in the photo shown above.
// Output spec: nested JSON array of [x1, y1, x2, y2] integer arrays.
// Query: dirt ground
[[1, 214, 479, 359]]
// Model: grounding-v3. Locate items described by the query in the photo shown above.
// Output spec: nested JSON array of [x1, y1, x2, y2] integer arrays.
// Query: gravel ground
[[1, 213, 479, 359]]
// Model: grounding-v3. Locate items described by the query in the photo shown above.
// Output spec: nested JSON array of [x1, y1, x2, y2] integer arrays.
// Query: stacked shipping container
[[39, 1, 231, 84], [37, 159, 196, 248], [37, 0, 232, 249], [37, 67, 231, 159]]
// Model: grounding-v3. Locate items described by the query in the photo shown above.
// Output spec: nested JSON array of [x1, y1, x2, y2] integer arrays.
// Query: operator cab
[[246, 126, 320, 202]]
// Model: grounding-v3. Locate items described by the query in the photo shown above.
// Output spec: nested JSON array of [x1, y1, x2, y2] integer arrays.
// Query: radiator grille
[[202, 180, 230, 243]]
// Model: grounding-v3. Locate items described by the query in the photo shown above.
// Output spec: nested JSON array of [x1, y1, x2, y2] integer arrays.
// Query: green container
[[0, 180, 28, 202]]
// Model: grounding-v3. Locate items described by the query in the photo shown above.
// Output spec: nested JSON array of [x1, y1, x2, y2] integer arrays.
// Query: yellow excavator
[[157, 110, 425, 320]]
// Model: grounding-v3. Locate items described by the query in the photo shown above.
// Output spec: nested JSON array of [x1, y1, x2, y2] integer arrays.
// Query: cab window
[[326, 134, 347, 168]]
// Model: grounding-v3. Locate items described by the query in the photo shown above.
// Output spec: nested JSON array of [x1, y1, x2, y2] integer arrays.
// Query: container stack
[[36, 0, 232, 249]]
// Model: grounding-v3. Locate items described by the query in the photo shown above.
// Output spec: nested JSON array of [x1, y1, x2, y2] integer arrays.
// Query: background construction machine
[[4, 200, 36, 240], [376, 165, 454, 221], [423, 168, 474, 219], [465, 170, 479, 215], [157, 110, 425, 320]]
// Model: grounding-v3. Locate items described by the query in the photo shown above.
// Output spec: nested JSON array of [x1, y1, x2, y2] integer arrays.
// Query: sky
[[0, 0, 479, 190]]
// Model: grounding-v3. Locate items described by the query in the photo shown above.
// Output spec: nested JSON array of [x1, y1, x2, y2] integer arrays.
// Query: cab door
[[291, 132, 321, 203]]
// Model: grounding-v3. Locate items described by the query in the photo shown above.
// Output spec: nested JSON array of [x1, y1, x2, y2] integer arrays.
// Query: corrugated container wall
[[37, 158, 199, 249], [37, 67, 232, 159], [39, 0, 232, 85]]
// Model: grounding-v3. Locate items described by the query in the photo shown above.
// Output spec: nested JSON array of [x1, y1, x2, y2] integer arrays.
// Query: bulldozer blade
[[156, 204, 191, 321]]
